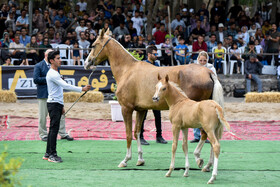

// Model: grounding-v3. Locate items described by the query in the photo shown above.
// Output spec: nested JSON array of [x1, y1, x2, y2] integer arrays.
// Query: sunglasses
[[153, 53, 158, 56]]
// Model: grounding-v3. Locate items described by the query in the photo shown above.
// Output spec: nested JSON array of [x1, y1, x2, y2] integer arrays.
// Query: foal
[[152, 74, 230, 184]]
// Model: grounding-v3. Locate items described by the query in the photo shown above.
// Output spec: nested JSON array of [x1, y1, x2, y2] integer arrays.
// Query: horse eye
[[162, 88, 166, 91]]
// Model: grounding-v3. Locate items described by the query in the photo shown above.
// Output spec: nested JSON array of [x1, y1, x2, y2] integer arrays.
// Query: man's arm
[[33, 64, 46, 85]]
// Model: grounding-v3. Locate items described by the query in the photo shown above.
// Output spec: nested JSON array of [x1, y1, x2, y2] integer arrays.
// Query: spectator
[[214, 41, 225, 73], [47, 27, 55, 41], [241, 26, 249, 45], [9, 34, 29, 65], [198, 3, 209, 19], [54, 20, 66, 39], [85, 21, 96, 35], [48, 0, 62, 10], [210, 1, 222, 24], [227, 0, 243, 20], [152, 22, 161, 36], [53, 9, 68, 29], [33, 8, 46, 34], [111, 7, 125, 29], [5, 12, 16, 32], [266, 23, 280, 66], [113, 21, 129, 40], [131, 10, 143, 36], [153, 23, 167, 45], [181, 8, 188, 26], [78, 31, 90, 59], [0, 4, 8, 37], [206, 34, 217, 61], [77, 0, 87, 12], [206, 25, 217, 39], [248, 24, 257, 37], [71, 41, 82, 65], [134, 36, 146, 59], [16, 9, 29, 31], [50, 32, 62, 44], [236, 30, 245, 47], [171, 13, 186, 32], [39, 37, 52, 61], [192, 35, 207, 59], [227, 23, 237, 37], [175, 36, 190, 65], [255, 28, 264, 41], [75, 19, 87, 40], [1, 31, 13, 48], [26, 35, 39, 65], [262, 20, 271, 35], [120, 34, 134, 48], [161, 37, 173, 66], [201, 16, 210, 33], [191, 20, 206, 40], [229, 42, 243, 73], [43, 10, 52, 29], [243, 41, 257, 61], [216, 23, 227, 43], [2, 57, 12, 66], [254, 39, 264, 62], [19, 27, 30, 46], [36, 33, 43, 45], [245, 54, 263, 93]]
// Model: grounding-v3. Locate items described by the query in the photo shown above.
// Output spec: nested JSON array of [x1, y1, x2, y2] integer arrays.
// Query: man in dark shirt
[[227, 0, 243, 19], [111, 7, 125, 29], [245, 54, 263, 93], [266, 23, 280, 66], [191, 20, 206, 40], [0, 4, 8, 37]]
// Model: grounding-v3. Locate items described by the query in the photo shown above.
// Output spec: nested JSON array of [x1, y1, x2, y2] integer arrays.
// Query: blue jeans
[[214, 58, 222, 69], [246, 74, 262, 92], [176, 55, 190, 65], [193, 128, 201, 140]]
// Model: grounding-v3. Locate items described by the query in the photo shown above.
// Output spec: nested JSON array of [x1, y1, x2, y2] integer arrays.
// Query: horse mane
[[110, 38, 139, 62], [169, 81, 188, 98]]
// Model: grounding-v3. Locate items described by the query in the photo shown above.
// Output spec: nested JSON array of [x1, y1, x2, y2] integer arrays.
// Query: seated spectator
[[175, 37, 190, 65], [171, 13, 186, 32], [241, 26, 249, 45], [229, 42, 243, 73], [248, 24, 257, 37], [78, 31, 90, 59], [113, 21, 129, 40], [242, 41, 257, 61], [216, 23, 227, 43], [1, 32, 13, 48], [245, 54, 263, 93], [161, 38, 173, 66], [255, 28, 264, 41], [19, 27, 30, 46], [77, 0, 87, 12], [9, 34, 29, 65], [226, 23, 237, 37], [26, 35, 39, 65], [32, 8, 46, 34], [16, 9, 29, 31], [36, 33, 43, 45], [191, 20, 206, 40], [47, 27, 55, 42], [71, 41, 82, 65], [206, 34, 217, 56], [54, 20, 66, 39], [214, 41, 225, 73], [2, 57, 12, 66], [134, 36, 146, 59], [5, 12, 16, 32], [192, 35, 207, 59], [261, 20, 271, 36], [50, 32, 62, 44], [120, 34, 134, 48], [235, 30, 246, 47], [39, 37, 52, 61], [75, 19, 88, 40], [201, 16, 210, 33], [206, 25, 217, 39], [127, 21, 137, 37], [152, 22, 161, 36], [254, 39, 263, 62], [153, 23, 167, 45], [53, 9, 68, 29]]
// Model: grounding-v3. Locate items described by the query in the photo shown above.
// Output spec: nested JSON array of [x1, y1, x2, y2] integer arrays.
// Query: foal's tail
[[215, 104, 230, 139], [211, 73, 224, 109]]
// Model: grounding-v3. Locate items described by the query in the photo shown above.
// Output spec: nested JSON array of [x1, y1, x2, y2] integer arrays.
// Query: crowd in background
[[0, 0, 280, 74]]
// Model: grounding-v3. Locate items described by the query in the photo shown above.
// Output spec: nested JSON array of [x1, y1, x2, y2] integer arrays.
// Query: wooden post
[[168, 6, 174, 66]]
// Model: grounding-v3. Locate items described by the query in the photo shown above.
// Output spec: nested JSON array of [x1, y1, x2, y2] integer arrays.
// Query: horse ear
[[165, 75, 169, 82], [105, 28, 110, 35], [100, 29, 105, 39], [158, 73, 161, 80]]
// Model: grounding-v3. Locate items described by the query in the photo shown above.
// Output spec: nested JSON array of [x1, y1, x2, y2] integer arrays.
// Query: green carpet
[[1, 140, 279, 187]]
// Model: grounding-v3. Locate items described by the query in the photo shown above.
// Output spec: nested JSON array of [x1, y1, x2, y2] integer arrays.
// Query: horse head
[[153, 74, 169, 102], [84, 28, 111, 70]]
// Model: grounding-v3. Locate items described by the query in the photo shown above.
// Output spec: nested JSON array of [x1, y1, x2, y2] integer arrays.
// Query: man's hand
[[82, 85, 91, 92], [62, 107, 65, 114]]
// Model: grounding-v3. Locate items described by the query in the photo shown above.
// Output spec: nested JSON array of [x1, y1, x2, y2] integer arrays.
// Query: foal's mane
[[169, 82, 188, 98]]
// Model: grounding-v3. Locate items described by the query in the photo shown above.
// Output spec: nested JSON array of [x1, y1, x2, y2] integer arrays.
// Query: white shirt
[[131, 17, 143, 36], [219, 32, 224, 43], [46, 68, 82, 105], [77, 2, 87, 11], [75, 26, 88, 40]]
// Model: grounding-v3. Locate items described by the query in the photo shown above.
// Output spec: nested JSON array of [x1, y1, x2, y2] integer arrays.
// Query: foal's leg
[[181, 128, 190, 177], [118, 107, 133, 168], [201, 129, 214, 172], [206, 131, 220, 184], [134, 110, 147, 166], [193, 128, 206, 168], [166, 126, 180, 177]]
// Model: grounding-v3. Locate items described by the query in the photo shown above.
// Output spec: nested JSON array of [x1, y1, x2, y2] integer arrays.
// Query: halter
[[88, 37, 111, 67]]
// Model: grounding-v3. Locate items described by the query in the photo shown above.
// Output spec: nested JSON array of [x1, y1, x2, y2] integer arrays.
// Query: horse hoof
[[118, 162, 127, 168], [183, 173, 189, 177], [207, 180, 214, 184], [197, 158, 204, 168], [136, 159, 145, 166], [202, 167, 210, 172], [165, 172, 171, 177]]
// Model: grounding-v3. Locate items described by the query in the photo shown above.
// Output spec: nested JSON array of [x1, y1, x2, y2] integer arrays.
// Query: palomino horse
[[152, 74, 230, 184], [84, 29, 224, 168]]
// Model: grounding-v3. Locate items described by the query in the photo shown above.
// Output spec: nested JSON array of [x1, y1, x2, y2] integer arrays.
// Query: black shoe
[[190, 139, 200, 143], [156, 137, 167, 144], [61, 135, 74, 141], [205, 139, 210, 143], [140, 138, 150, 145], [41, 137, 48, 142], [48, 155, 63, 163], [42, 153, 50, 160]]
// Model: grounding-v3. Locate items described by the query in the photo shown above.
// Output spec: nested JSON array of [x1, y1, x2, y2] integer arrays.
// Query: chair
[[56, 44, 71, 65], [50, 43, 58, 49], [228, 47, 244, 75], [212, 46, 227, 75]]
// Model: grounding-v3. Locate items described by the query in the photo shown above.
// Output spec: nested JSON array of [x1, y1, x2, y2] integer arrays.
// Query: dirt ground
[[0, 98, 279, 121]]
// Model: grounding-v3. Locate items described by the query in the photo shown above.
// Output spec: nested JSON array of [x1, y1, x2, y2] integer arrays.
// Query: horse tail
[[211, 73, 224, 109], [215, 104, 230, 139]]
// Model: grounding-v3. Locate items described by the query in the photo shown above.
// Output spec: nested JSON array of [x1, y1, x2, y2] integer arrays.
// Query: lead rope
[[64, 67, 96, 116]]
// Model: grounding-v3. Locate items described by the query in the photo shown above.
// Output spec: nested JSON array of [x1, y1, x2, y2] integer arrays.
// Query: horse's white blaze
[[154, 82, 162, 99]]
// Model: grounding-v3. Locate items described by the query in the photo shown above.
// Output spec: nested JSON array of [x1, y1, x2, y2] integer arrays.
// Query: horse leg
[[206, 131, 220, 184], [166, 126, 180, 177], [181, 128, 189, 177], [134, 110, 147, 166], [202, 146, 214, 172], [118, 107, 133, 168], [193, 128, 206, 168]]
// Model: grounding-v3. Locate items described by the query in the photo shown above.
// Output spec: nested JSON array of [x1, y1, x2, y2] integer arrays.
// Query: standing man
[[266, 23, 280, 66], [140, 45, 167, 145], [43, 51, 91, 162], [33, 49, 73, 142]]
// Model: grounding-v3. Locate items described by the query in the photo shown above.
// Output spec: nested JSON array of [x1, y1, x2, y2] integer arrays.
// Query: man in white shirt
[[75, 19, 88, 40], [131, 10, 143, 36], [43, 51, 91, 163], [171, 13, 186, 31], [78, 31, 90, 59], [9, 34, 29, 65], [77, 0, 87, 12]]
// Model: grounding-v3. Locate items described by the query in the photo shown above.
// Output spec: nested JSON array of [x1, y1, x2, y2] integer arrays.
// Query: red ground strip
[[0, 116, 280, 141]]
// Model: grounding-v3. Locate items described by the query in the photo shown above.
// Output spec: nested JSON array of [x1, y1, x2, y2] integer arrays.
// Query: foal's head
[[153, 74, 169, 102]]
